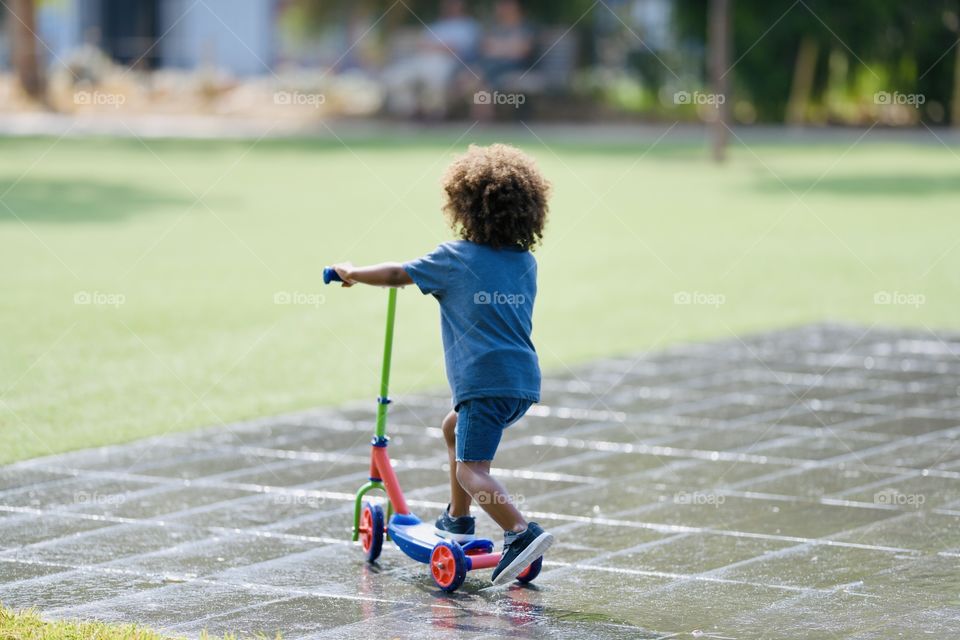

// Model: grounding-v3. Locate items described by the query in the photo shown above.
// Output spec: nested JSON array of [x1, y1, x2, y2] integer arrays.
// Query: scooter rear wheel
[[359, 502, 384, 563], [516, 556, 543, 583]]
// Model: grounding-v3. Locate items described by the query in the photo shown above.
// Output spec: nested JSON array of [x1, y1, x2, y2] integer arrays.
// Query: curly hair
[[440, 144, 550, 251]]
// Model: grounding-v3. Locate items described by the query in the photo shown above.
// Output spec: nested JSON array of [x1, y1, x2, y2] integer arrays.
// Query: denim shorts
[[455, 397, 533, 462]]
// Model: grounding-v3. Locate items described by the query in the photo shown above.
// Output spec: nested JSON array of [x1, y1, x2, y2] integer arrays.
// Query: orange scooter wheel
[[431, 540, 467, 592], [359, 502, 384, 563], [516, 556, 543, 583]]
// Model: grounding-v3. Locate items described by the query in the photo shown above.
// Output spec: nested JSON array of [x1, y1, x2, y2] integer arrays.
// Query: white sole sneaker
[[433, 527, 476, 543], [491, 531, 554, 585]]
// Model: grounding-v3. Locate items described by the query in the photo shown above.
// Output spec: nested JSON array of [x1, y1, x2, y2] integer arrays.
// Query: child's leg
[[441, 410, 472, 517], [455, 460, 526, 533]]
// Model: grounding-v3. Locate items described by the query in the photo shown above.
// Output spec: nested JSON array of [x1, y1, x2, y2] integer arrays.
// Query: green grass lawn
[[0, 605, 247, 640], [1, 131, 957, 464]]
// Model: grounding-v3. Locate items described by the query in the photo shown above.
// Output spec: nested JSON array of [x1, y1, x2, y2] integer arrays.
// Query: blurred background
[[4, 0, 959, 129], [2, 0, 958, 463]]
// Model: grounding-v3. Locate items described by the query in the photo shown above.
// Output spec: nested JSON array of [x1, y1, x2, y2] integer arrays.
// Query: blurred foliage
[[675, 0, 960, 123]]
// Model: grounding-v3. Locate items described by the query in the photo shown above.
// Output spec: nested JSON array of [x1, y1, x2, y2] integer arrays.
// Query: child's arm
[[332, 262, 414, 288]]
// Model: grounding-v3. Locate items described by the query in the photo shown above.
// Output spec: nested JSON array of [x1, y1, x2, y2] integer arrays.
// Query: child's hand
[[332, 262, 356, 287]]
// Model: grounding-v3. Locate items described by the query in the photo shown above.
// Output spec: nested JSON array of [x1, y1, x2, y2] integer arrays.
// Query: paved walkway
[[1, 324, 959, 639]]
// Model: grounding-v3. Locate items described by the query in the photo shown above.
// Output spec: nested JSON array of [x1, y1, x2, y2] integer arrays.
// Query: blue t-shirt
[[404, 240, 540, 406]]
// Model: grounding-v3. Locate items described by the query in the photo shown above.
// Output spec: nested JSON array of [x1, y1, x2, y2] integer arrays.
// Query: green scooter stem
[[376, 287, 397, 439], [351, 287, 397, 541]]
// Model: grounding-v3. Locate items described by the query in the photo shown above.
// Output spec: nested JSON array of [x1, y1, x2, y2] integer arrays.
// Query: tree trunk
[[708, 0, 732, 163], [786, 35, 818, 126], [952, 37, 960, 127], [10, 0, 44, 101]]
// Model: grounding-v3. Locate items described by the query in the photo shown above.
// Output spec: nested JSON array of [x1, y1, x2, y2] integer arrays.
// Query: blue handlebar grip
[[323, 267, 343, 284]]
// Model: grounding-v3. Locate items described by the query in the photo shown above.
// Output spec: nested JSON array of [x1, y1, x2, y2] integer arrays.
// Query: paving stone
[[211, 544, 360, 592], [551, 522, 673, 557], [49, 582, 272, 631], [133, 451, 291, 480], [270, 507, 358, 541], [841, 474, 960, 509], [309, 603, 656, 640], [171, 594, 410, 639], [0, 568, 160, 612], [756, 383, 870, 402], [75, 485, 258, 520], [112, 533, 321, 580], [867, 389, 960, 409], [546, 524, 671, 565], [832, 511, 960, 553], [674, 399, 788, 421], [487, 442, 596, 470], [524, 482, 671, 516], [638, 495, 893, 539], [0, 513, 113, 548], [657, 425, 788, 452], [48, 442, 201, 472], [772, 407, 872, 428], [592, 532, 792, 575], [10, 522, 211, 565], [569, 420, 679, 443], [0, 476, 161, 510], [728, 501, 896, 539], [0, 559, 68, 585], [225, 460, 361, 489], [165, 492, 342, 530], [644, 458, 793, 487], [531, 568, 673, 628], [596, 394, 707, 415], [855, 415, 959, 436], [758, 435, 883, 461], [260, 428, 386, 455], [681, 378, 780, 396], [861, 368, 947, 385], [0, 467, 74, 492], [628, 581, 801, 636], [850, 553, 960, 605], [749, 466, 898, 499], [549, 450, 670, 479], [856, 435, 960, 469], [719, 543, 907, 590], [730, 591, 923, 638]]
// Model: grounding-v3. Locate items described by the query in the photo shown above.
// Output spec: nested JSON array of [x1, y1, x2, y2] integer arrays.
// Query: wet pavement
[[2, 323, 959, 639]]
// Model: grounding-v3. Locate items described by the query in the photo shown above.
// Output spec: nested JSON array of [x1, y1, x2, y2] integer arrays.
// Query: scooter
[[323, 267, 543, 592]]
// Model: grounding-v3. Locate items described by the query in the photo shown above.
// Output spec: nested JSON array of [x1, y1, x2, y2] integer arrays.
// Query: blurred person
[[479, 0, 535, 87], [382, 0, 480, 119], [471, 0, 536, 119]]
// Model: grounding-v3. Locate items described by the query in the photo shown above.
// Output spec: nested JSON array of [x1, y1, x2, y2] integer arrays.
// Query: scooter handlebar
[[323, 267, 343, 284]]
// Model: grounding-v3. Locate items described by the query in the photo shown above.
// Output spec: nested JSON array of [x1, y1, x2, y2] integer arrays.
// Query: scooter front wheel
[[359, 502, 384, 563], [431, 540, 467, 592]]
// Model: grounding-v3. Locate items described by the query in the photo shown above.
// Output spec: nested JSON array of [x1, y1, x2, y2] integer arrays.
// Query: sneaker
[[434, 505, 476, 542], [491, 522, 554, 585]]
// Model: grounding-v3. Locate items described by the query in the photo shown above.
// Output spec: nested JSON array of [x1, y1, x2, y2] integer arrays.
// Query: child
[[332, 143, 553, 585]]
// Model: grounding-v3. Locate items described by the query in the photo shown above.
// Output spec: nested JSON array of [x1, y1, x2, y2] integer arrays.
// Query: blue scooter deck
[[388, 513, 495, 564]]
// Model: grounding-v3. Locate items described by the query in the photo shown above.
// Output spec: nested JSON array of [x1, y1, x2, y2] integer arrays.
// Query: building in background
[[35, 0, 278, 75]]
